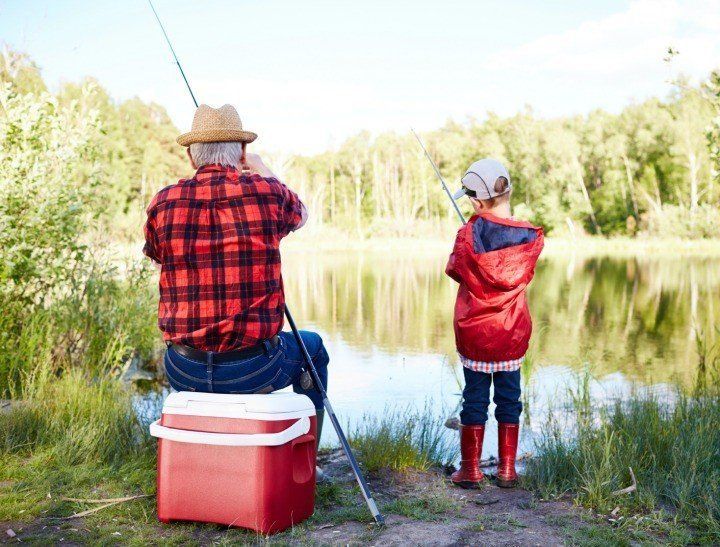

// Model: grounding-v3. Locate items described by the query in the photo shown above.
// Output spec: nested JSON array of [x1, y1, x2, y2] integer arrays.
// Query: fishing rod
[[411, 130, 470, 429], [411, 129, 466, 224], [148, 0, 197, 108], [147, 0, 384, 526]]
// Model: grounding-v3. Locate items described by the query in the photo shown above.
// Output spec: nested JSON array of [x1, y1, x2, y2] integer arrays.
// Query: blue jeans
[[460, 368, 522, 425], [164, 331, 329, 410]]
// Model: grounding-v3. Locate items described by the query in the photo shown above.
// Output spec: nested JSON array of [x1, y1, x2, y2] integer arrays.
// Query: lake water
[[278, 250, 720, 457], [140, 250, 720, 460]]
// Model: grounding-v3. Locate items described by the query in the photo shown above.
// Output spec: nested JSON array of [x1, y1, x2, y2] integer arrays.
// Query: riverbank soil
[[1, 449, 675, 546]]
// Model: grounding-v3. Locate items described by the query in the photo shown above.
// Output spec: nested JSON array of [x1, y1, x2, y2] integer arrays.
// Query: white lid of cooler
[[162, 392, 316, 420]]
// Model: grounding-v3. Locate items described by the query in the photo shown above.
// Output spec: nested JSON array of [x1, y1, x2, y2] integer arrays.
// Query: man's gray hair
[[189, 141, 243, 168]]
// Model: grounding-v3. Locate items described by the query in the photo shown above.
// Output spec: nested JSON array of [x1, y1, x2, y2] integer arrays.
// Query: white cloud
[[141, 0, 720, 155], [483, 0, 720, 80]]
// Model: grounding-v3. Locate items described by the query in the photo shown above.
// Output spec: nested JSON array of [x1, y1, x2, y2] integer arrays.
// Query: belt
[[169, 335, 280, 365]]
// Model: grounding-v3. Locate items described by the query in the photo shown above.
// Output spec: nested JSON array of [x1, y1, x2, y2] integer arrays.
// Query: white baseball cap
[[453, 158, 512, 200]]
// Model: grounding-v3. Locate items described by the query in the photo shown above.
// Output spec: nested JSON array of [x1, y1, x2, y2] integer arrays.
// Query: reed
[[525, 339, 720, 541], [1, 366, 154, 466], [348, 403, 458, 473]]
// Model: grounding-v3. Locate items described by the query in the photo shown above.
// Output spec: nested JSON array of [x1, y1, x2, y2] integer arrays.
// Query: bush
[[641, 204, 720, 239], [0, 79, 102, 308]]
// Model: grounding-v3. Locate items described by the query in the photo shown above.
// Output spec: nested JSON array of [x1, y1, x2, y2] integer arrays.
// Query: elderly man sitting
[[143, 104, 330, 446]]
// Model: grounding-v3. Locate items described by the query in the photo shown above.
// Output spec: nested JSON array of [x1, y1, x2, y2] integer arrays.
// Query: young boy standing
[[445, 158, 544, 488]]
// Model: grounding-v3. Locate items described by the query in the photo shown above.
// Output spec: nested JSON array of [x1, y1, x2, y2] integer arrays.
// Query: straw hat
[[177, 104, 257, 146]]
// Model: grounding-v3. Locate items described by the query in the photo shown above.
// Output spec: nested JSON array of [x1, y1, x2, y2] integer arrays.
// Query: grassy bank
[[0, 358, 158, 519], [348, 404, 458, 473], [5, 366, 718, 544], [525, 352, 720, 543], [0, 256, 164, 538]]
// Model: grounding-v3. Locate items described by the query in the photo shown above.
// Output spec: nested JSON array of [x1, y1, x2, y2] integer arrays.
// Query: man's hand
[[241, 153, 276, 178]]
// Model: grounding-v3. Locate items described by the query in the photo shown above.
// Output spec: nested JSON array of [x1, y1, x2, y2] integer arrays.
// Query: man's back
[[149, 105, 328, 451], [144, 164, 304, 351]]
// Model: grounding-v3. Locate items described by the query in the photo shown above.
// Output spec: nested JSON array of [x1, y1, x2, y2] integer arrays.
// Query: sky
[[1, 0, 719, 155]]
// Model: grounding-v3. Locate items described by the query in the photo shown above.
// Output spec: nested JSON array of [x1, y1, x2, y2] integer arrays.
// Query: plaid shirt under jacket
[[143, 164, 304, 352]]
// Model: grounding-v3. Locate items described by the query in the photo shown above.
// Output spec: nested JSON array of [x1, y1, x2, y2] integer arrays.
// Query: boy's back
[[446, 212, 544, 364]]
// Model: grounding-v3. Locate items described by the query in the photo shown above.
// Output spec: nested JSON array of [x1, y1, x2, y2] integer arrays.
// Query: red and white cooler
[[150, 392, 317, 534]]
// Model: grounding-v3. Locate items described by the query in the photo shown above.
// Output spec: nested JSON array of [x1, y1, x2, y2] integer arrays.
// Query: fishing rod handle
[[284, 306, 385, 525], [322, 396, 385, 524]]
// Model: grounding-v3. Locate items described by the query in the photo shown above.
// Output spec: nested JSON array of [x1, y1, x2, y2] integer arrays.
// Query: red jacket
[[445, 213, 544, 362]]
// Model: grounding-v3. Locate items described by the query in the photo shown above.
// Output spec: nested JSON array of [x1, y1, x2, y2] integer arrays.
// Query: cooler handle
[[149, 416, 310, 446]]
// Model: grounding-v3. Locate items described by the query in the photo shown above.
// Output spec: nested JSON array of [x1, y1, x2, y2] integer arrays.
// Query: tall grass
[[348, 403, 458, 473], [1, 367, 152, 465], [0, 265, 159, 465], [525, 334, 720, 540], [0, 264, 159, 396], [0, 266, 161, 524]]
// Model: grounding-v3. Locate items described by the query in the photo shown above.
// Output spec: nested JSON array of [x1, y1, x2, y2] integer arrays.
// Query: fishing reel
[[299, 370, 314, 391]]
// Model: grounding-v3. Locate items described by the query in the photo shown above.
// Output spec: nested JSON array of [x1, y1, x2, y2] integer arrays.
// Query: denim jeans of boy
[[460, 367, 522, 425], [164, 330, 329, 410]]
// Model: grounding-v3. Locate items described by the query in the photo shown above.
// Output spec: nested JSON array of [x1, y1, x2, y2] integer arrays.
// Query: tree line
[[2, 49, 719, 243], [287, 73, 720, 238]]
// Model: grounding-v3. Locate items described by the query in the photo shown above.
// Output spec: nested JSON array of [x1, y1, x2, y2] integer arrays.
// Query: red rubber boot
[[497, 423, 519, 488], [450, 424, 485, 489]]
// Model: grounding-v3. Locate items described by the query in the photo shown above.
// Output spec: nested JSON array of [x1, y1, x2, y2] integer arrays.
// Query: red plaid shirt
[[143, 164, 304, 352]]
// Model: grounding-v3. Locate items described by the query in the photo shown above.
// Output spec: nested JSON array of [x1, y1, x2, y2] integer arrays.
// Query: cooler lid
[[162, 392, 316, 420]]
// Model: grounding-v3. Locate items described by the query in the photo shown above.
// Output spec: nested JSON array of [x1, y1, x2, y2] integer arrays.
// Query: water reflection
[[137, 252, 720, 458], [279, 251, 719, 453], [283, 252, 720, 385]]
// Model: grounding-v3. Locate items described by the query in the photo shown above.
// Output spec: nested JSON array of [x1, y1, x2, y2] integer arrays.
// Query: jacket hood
[[460, 214, 544, 291]]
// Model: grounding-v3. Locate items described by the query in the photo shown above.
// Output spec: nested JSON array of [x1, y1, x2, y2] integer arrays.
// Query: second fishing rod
[[411, 129, 466, 225], [148, 0, 384, 526]]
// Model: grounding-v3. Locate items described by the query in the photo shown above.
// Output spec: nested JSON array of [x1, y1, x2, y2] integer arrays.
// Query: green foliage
[[55, 263, 160, 371], [0, 266, 159, 395], [287, 74, 720, 238], [4, 48, 720, 244], [0, 74, 101, 307], [1, 366, 153, 465], [643, 203, 720, 238], [0, 49, 165, 393], [705, 70, 720, 185], [348, 403, 458, 473]]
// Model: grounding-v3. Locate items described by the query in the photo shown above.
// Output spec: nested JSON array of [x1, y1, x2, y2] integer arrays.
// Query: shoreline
[[110, 236, 720, 261], [281, 235, 720, 256]]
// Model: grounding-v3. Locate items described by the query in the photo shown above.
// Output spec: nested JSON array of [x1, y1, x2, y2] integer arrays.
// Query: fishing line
[[411, 128, 466, 224]]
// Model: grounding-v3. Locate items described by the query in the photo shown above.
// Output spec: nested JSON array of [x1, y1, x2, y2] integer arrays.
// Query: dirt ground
[[0, 450, 648, 546], [305, 450, 602, 546], [308, 487, 584, 546]]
